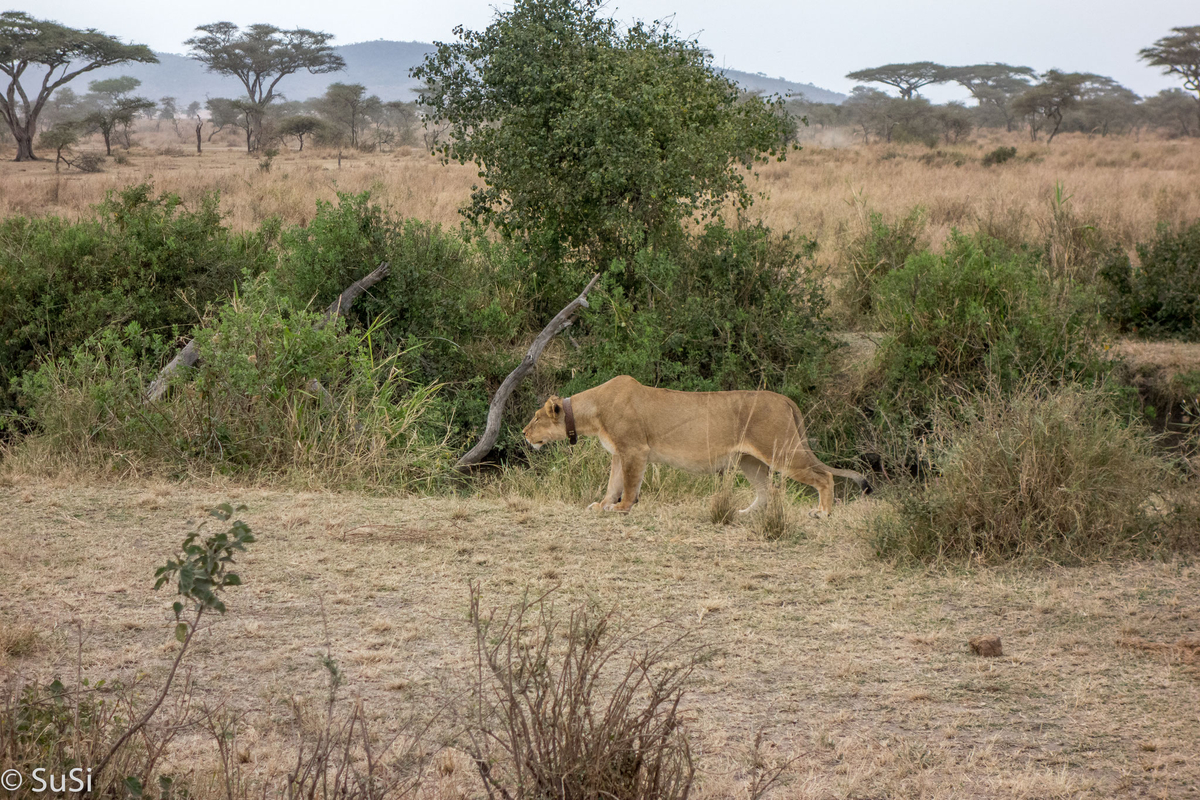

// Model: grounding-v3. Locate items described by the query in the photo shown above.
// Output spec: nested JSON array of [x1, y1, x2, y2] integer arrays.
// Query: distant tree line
[[2, 14, 420, 161], [2, 11, 1199, 161], [804, 30, 1200, 145]]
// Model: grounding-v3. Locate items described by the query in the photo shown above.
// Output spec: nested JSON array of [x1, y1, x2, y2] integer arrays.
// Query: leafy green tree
[[205, 96, 256, 146], [1140, 26, 1200, 133], [934, 101, 973, 143], [942, 63, 1036, 131], [0, 11, 156, 160], [277, 115, 326, 150], [1067, 75, 1140, 136], [316, 82, 380, 148], [36, 121, 79, 171], [845, 62, 946, 100], [843, 86, 893, 143], [1012, 70, 1089, 143], [185, 22, 345, 152], [412, 0, 792, 269], [82, 76, 155, 154], [1144, 87, 1197, 136]]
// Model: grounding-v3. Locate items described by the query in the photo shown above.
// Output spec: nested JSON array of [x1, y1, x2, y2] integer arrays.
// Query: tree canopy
[[1011, 70, 1090, 143], [845, 62, 946, 100], [186, 22, 344, 152], [942, 63, 1036, 130], [1140, 26, 1200, 132], [82, 76, 155, 155], [412, 0, 792, 267], [0, 11, 156, 160]]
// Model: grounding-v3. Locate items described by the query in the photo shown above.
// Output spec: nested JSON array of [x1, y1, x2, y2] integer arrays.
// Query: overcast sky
[[27, 0, 1191, 100]]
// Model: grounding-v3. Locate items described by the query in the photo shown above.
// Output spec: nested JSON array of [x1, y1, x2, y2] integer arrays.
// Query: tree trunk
[[103, 130, 113, 156], [454, 273, 601, 473], [195, 121, 202, 154], [13, 126, 35, 161]]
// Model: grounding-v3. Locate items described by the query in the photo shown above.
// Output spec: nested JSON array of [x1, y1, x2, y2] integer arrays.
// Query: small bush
[[74, 152, 105, 172], [873, 232, 1101, 398], [462, 587, 697, 800], [872, 386, 1171, 563], [709, 477, 738, 525], [1099, 220, 1200, 339], [0, 184, 272, 418], [838, 207, 926, 321], [749, 487, 801, 542], [981, 146, 1017, 166], [15, 286, 447, 485]]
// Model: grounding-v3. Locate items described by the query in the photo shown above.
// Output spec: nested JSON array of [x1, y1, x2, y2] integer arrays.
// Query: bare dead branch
[[454, 273, 601, 473], [144, 262, 390, 403]]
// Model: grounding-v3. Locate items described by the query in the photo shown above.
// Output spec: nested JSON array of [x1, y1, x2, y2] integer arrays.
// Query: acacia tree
[[1012, 70, 1089, 143], [1140, 26, 1200, 133], [1071, 75, 1140, 136], [277, 115, 325, 150], [413, 0, 791, 269], [0, 11, 156, 160], [943, 63, 1036, 131], [82, 76, 155, 154], [845, 62, 946, 99], [316, 82, 380, 148], [1144, 88, 1196, 136], [185, 22, 344, 152]]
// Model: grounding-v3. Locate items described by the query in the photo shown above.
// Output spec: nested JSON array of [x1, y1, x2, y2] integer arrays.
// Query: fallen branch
[[455, 273, 601, 473], [145, 262, 391, 403]]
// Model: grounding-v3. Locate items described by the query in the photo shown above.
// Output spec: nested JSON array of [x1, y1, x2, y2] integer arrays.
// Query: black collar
[[563, 396, 577, 445]]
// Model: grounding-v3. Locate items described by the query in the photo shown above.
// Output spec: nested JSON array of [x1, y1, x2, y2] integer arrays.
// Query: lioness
[[522, 375, 871, 517]]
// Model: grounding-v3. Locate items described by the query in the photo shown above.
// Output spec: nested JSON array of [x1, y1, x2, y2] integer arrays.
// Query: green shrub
[[871, 386, 1172, 563], [573, 221, 831, 398], [0, 184, 273, 418], [15, 285, 447, 486], [1099, 220, 1200, 339], [849, 232, 1104, 477], [981, 146, 1017, 166], [273, 192, 548, 453], [873, 232, 1100, 398], [838, 208, 926, 321]]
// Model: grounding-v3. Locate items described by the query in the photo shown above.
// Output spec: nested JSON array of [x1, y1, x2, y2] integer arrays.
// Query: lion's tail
[[827, 466, 874, 496], [787, 401, 873, 496]]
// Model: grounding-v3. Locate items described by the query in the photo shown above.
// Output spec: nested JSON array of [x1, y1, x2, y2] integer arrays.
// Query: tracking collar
[[563, 396, 577, 445]]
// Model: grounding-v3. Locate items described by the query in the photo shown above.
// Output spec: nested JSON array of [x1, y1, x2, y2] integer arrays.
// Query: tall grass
[[8, 288, 450, 489], [872, 385, 1172, 564]]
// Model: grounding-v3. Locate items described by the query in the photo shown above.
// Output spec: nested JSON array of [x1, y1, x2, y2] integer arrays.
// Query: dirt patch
[[2, 480, 1199, 798]]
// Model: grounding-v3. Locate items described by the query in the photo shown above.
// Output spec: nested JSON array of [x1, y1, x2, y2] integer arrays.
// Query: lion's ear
[[549, 396, 563, 416]]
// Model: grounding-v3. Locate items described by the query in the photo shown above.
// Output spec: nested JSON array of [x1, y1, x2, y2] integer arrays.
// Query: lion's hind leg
[[782, 463, 834, 518], [736, 455, 772, 514]]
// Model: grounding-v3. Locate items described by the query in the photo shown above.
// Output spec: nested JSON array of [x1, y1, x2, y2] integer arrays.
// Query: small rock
[[969, 635, 1003, 657]]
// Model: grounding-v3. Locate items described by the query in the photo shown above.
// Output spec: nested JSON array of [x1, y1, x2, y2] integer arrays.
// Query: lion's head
[[523, 396, 566, 449]]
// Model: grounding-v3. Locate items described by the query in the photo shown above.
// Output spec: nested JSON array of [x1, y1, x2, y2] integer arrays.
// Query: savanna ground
[[2, 475, 1198, 798], [3, 124, 1200, 798]]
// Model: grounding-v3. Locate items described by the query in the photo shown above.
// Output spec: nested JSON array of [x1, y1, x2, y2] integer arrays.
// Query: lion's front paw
[[588, 502, 603, 511], [808, 509, 829, 520]]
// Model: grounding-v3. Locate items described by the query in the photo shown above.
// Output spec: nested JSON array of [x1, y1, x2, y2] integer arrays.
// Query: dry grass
[[2, 479, 1198, 797], [7, 126, 1200, 273]]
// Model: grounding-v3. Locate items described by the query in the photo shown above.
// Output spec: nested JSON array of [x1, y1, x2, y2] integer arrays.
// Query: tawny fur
[[522, 375, 872, 517]]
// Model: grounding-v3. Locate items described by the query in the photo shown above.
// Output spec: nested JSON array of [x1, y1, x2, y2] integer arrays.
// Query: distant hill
[[718, 69, 844, 104], [84, 40, 844, 108]]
